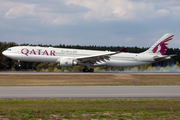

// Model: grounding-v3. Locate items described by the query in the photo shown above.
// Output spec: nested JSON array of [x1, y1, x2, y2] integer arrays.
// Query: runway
[[0, 86, 180, 99], [0, 72, 180, 75]]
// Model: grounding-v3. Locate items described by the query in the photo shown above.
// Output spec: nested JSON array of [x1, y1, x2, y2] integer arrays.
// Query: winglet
[[119, 47, 126, 52]]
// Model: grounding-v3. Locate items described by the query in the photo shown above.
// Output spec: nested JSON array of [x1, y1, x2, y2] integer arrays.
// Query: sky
[[0, 0, 180, 48]]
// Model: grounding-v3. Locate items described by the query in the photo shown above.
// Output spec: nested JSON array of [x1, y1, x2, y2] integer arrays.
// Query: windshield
[[7, 49, 11, 51]]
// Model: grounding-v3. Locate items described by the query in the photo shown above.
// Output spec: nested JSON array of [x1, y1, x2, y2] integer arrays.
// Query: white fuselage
[[2, 46, 156, 67]]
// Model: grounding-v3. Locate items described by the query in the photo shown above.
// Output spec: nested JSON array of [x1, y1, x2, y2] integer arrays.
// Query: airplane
[[2, 33, 176, 72]]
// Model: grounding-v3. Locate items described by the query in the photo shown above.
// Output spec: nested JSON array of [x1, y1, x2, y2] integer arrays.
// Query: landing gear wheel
[[82, 67, 94, 72], [89, 68, 94, 72], [83, 68, 89, 72]]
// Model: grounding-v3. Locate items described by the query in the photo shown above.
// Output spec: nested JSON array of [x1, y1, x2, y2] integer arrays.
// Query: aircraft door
[[138, 55, 141, 61], [135, 55, 141, 61]]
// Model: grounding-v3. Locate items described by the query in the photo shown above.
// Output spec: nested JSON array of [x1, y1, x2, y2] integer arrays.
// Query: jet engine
[[59, 59, 77, 67]]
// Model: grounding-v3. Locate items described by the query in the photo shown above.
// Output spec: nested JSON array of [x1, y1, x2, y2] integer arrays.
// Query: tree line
[[0, 42, 179, 71]]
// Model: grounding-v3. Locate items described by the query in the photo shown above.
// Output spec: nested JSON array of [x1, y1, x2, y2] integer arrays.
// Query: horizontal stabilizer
[[153, 54, 177, 61]]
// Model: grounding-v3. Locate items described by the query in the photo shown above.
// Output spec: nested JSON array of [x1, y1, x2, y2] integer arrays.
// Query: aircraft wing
[[153, 54, 177, 61], [75, 48, 126, 64]]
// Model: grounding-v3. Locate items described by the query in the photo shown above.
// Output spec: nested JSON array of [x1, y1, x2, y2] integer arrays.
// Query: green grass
[[0, 99, 180, 119]]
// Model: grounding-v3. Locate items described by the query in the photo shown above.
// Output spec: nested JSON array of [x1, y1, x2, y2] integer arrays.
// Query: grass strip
[[0, 99, 180, 119], [0, 74, 180, 86]]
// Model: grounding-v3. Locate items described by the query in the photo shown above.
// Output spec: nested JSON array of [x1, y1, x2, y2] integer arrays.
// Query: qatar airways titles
[[21, 48, 78, 56]]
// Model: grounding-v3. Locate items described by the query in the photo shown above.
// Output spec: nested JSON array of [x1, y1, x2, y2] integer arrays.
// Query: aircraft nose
[[2, 51, 6, 56]]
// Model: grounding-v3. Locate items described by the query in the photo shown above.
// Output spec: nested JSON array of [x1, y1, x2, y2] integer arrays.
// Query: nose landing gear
[[18, 60, 21, 67]]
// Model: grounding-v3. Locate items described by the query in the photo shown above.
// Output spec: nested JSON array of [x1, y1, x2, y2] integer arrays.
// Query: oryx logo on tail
[[152, 35, 174, 55], [143, 33, 174, 55]]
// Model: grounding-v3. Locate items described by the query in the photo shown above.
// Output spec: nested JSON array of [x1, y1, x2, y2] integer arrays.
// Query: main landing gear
[[82, 67, 94, 72]]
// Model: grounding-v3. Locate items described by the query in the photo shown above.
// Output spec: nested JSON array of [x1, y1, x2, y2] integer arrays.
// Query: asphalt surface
[[0, 86, 180, 99]]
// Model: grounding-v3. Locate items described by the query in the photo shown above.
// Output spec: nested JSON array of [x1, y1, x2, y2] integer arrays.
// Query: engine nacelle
[[59, 59, 77, 67]]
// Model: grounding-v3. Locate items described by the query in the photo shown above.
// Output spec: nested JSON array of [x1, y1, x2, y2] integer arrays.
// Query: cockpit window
[[7, 49, 11, 51]]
